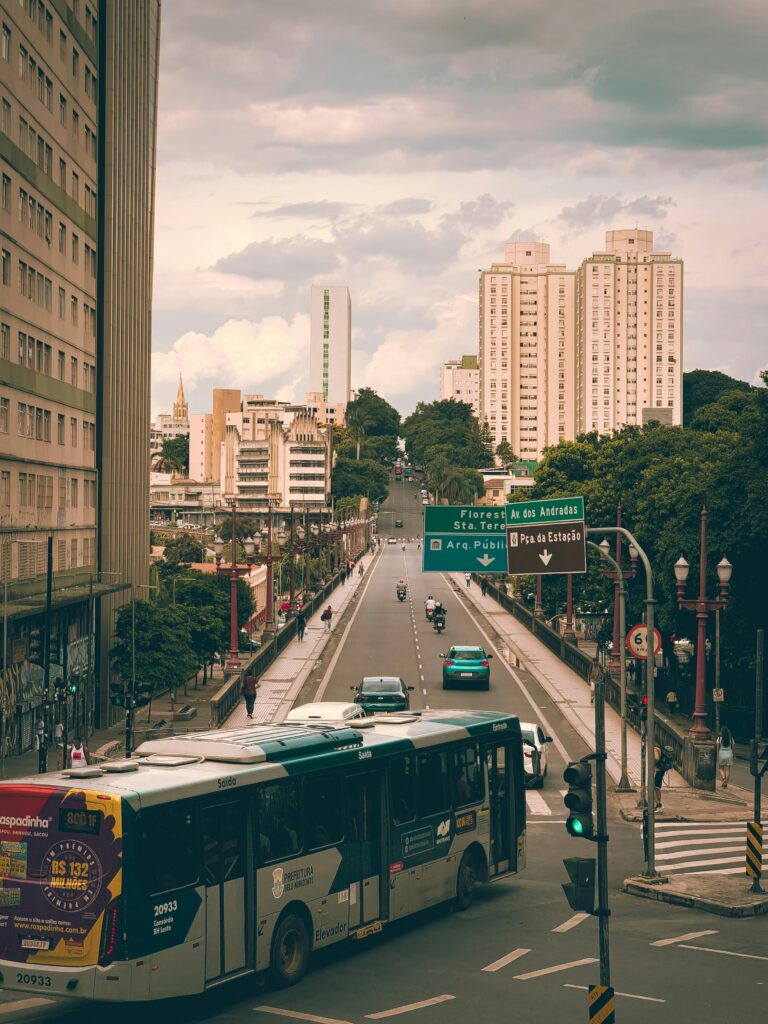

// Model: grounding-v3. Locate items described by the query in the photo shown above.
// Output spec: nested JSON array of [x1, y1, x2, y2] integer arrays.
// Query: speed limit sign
[[626, 624, 662, 660]]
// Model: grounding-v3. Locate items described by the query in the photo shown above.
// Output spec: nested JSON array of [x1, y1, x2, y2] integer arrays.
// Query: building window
[[0, 396, 7, 433], [1, 249, 9, 286], [71, 355, 78, 386], [57, 412, 64, 444], [71, 232, 79, 263], [1, 173, 9, 212], [70, 478, 78, 508], [72, 47, 79, 79]]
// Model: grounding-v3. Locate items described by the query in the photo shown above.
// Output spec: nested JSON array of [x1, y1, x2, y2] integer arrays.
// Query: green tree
[[162, 534, 204, 564], [346, 387, 401, 437], [683, 369, 751, 425], [331, 457, 389, 504], [344, 403, 374, 460], [214, 513, 262, 543], [479, 420, 495, 464], [110, 600, 197, 696], [496, 441, 516, 466], [152, 435, 189, 474], [402, 399, 485, 470]]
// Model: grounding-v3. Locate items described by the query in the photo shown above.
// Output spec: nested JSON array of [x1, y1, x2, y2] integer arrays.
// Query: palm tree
[[345, 405, 374, 460]]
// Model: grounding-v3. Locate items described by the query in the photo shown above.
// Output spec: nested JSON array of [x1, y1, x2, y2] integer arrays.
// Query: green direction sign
[[423, 505, 508, 573], [505, 496, 585, 527], [423, 534, 508, 573]]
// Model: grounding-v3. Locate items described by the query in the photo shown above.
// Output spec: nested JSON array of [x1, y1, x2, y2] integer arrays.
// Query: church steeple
[[173, 373, 188, 420]]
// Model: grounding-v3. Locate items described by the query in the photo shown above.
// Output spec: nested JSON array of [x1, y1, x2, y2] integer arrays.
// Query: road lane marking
[[313, 553, 382, 701], [482, 947, 531, 972], [0, 999, 55, 1015], [254, 1009, 353, 1024], [514, 957, 598, 980], [422, 688, 427, 695], [525, 791, 551, 816], [564, 984, 665, 1004], [678, 945, 768, 962], [651, 930, 717, 947], [365, 994, 455, 1018], [656, 855, 747, 871], [441, 574, 572, 765], [552, 912, 591, 932], [657, 845, 745, 860]]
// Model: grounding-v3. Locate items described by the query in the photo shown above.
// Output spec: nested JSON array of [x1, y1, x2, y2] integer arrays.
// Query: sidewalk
[[225, 554, 375, 728]]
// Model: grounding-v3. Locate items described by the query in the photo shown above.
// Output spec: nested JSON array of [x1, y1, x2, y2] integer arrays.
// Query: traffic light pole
[[594, 674, 611, 988]]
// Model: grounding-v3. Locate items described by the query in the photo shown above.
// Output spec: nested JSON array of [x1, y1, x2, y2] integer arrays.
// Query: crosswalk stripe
[[657, 845, 747, 862], [660, 855, 747, 872], [656, 837, 744, 851], [646, 820, 762, 877], [526, 791, 551, 816]]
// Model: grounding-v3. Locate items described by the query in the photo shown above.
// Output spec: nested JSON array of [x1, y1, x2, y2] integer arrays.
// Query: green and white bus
[[0, 708, 526, 1001]]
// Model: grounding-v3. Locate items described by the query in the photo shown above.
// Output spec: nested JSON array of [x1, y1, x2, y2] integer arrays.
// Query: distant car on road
[[350, 676, 414, 714], [395, 519, 404, 528], [520, 721, 553, 788], [441, 646, 493, 690], [422, 498, 429, 505], [387, 537, 397, 545]]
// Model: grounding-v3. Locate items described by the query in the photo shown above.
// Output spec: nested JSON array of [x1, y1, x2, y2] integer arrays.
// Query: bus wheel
[[455, 850, 477, 911], [270, 912, 310, 987]]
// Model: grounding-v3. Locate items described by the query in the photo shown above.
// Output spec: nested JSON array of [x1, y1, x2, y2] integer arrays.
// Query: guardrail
[[209, 547, 367, 728], [479, 577, 715, 790]]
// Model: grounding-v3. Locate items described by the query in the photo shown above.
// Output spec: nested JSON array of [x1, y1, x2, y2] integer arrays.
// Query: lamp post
[[213, 502, 256, 669], [674, 507, 732, 741], [534, 574, 543, 616], [599, 507, 638, 675], [563, 574, 576, 639]]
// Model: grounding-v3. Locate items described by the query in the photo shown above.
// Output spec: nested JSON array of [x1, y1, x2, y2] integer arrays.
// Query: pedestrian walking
[[480, 577, 488, 597], [653, 742, 672, 809], [666, 688, 679, 715], [717, 726, 734, 788], [358, 563, 364, 577], [69, 738, 90, 768], [296, 608, 306, 641], [340, 567, 347, 585], [242, 673, 258, 719], [321, 605, 333, 631], [465, 572, 471, 588]]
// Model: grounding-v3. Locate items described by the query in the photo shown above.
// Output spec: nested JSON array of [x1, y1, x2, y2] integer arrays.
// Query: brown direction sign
[[506, 521, 587, 575]]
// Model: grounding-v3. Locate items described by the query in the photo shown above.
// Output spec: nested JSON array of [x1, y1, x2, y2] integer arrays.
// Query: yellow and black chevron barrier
[[746, 821, 763, 879], [588, 984, 615, 1024]]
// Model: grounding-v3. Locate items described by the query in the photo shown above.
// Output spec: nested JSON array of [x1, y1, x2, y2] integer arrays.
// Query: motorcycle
[[425, 606, 435, 622], [433, 613, 446, 634], [396, 587, 407, 602]]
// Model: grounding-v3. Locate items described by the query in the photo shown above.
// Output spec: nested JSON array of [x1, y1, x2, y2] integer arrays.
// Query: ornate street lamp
[[675, 508, 732, 740], [213, 504, 256, 670], [598, 507, 638, 676]]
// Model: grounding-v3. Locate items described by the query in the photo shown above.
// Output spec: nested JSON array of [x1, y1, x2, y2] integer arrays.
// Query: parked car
[[350, 676, 414, 714], [285, 702, 366, 724], [520, 721, 553, 788], [441, 646, 492, 690]]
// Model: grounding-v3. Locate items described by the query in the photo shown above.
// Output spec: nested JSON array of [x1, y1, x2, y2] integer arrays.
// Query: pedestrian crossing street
[[654, 820, 755, 875]]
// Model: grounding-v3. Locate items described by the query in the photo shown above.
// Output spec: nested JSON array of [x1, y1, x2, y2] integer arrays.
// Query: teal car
[[441, 646, 493, 690], [351, 676, 414, 714]]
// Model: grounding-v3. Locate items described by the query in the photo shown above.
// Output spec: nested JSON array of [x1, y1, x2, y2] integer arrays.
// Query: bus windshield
[[0, 784, 123, 967]]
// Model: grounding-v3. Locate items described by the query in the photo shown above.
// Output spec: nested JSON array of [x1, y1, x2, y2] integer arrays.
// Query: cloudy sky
[[150, 0, 768, 419]]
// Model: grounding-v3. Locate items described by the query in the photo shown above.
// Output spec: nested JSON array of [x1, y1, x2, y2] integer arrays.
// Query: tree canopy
[[682, 369, 752, 426], [152, 434, 189, 474], [331, 456, 390, 505]]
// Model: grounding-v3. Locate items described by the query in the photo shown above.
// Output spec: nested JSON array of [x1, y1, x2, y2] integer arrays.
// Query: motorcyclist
[[425, 595, 436, 620], [396, 579, 407, 599], [433, 600, 446, 627]]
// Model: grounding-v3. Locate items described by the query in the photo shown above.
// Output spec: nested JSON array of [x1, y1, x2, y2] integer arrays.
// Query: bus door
[[344, 771, 383, 927], [485, 742, 512, 876], [201, 799, 247, 982]]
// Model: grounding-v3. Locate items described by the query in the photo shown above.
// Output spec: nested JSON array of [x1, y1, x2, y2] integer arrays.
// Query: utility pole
[[749, 629, 766, 893], [38, 535, 53, 774], [593, 674, 611, 988]]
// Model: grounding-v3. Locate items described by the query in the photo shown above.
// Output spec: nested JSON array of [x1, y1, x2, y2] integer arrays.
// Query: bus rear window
[[137, 804, 197, 894]]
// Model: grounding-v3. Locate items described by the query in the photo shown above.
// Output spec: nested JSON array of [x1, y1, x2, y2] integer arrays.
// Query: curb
[[623, 875, 768, 918]]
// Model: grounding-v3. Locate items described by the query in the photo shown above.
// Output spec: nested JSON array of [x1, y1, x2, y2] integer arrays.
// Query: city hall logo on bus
[[41, 840, 102, 913], [272, 867, 285, 899]]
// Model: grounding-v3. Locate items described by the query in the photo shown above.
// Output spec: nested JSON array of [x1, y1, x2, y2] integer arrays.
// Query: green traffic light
[[571, 818, 584, 835]]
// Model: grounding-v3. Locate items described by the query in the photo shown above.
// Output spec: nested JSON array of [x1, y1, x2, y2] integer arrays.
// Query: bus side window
[[137, 803, 198, 894], [389, 755, 415, 825], [305, 775, 343, 850], [256, 779, 302, 865], [453, 743, 483, 807], [416, 749, 449, 819]]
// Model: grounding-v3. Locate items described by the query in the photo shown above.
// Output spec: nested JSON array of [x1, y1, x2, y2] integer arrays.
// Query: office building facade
[[0, 0, 161, 749], [440, 355, 480, 416]]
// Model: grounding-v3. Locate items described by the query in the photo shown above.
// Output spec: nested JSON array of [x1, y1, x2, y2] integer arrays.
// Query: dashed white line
[[651, 930, 717, 947], [552, 913, 591, 933], [482, 948, 531, 972], [422, 688, 427, 695], [515, 957, 598, 980], [564, 984, 666, 1004], [678, 944, 768, 962], [365, 995, 455, 1019]]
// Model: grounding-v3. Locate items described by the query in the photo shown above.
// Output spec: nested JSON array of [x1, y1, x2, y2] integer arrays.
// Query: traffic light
[[563, 760, 594, 839], [110, 683, 127, 708], [134, 682, 153, 708], [641, 694, 648, 723], [67, 677, 79, 695], [562, 856, 596, 913]]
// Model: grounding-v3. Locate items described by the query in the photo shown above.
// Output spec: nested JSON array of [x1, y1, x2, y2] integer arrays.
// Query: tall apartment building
[[478, 232, 682, 459], [440, 355, 480, 416], [222, 396, 331, 517], [309, 284, 351, 406], [188, 386, 240, 484], [0, 1, 161, 749]]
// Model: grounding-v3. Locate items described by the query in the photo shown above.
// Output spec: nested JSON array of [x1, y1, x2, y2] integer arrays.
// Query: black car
[[350, 676, 414, 714], [395, 519, 404, 528]]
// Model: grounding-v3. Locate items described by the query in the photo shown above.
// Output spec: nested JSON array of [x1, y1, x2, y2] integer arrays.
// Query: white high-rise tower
[[309, 285, 352, 406]]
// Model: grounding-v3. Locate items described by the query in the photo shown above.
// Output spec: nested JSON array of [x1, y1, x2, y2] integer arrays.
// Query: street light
[[675, 508, 732, 740], [213, 503, 256, 669], [599, 507, 637, 677]]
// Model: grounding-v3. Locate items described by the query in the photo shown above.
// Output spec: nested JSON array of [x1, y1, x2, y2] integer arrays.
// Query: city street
[[3, 480, 765, 1024]]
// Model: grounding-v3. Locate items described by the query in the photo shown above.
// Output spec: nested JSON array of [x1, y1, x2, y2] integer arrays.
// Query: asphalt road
[[4, 480, 766, 1024]]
